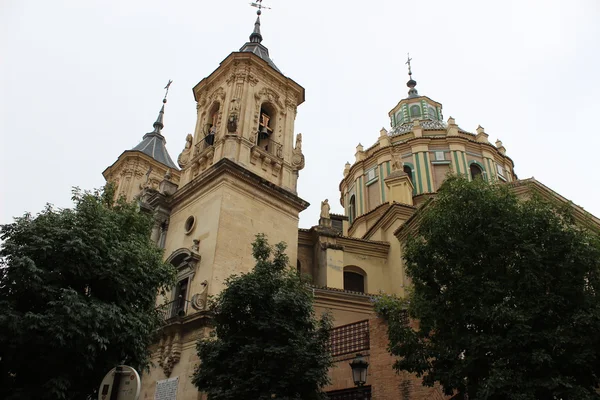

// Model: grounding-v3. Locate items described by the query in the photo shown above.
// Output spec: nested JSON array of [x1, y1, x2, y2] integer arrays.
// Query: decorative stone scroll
[[190, 280, 209, 311]]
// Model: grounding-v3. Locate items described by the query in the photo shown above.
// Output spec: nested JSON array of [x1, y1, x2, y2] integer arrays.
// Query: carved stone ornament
[[177, 134, 193, 168], [320, 199, 331, 219], [391, 151, 403, 172], [255, 87, 285, 110], [158, 331, 182, 377], [166, 248, 201, 281], [191, 280, 209, 311], [227, 113, 238, 133], [291, 133, 305, 171]]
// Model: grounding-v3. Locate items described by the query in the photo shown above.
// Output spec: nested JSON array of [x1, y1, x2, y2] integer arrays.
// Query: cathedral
[[101, 9, 600, 400]]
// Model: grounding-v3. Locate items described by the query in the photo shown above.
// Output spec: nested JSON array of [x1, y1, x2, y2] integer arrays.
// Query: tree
[[192, 234, 332, 400], [376, 176, 600, 400], [0, 186, 176, 400]]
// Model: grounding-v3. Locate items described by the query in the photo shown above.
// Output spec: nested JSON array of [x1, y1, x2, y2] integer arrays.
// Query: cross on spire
[[405, 53, 413, 79], [250, 0, 271, 16], [163, 79, 173, 104]]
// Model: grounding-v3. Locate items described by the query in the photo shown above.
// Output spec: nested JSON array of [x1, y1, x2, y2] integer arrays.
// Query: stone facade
[[101, 15, 600, 400]]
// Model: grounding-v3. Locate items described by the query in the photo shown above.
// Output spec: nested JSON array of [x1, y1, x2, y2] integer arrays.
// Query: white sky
[[1, 0, 599, 229]]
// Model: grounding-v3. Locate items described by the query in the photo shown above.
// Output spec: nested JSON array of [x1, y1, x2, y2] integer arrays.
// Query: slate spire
[[131, 82, 178, 170]]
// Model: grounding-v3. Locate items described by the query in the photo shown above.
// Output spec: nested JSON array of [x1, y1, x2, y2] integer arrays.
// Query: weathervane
[[250, 0, 271, 15], [163, 79, 173, 103], [405, 53, 413, 79]]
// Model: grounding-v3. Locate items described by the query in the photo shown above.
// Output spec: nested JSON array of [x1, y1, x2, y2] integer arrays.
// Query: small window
[[410, 105, 421, 118], [470, 164, 483, 180], [403, 165, 414, 184], [496, 164, 504, 177], [184, 216, 196, 234], [366, 167, 377, 182], [344, 271, 365, 293], [349, 195, 356, 224], [396, 112, 404, 125], [429, 107, 438, 120]]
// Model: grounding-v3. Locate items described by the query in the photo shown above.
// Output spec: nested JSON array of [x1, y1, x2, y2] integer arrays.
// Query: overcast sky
[[2, 0, 599, 229]]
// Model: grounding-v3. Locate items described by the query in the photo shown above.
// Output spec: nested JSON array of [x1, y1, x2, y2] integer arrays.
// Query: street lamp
[[349, 353, 369, 387]]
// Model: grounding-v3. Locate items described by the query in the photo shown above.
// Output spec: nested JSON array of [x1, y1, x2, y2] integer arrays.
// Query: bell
[[259, 125, 269, 140]]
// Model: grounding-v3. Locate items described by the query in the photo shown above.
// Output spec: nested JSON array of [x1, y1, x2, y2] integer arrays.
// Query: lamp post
[[349, 353, 369, 387]]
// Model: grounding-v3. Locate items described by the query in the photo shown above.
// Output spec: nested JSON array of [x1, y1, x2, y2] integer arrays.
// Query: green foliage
[[384, 176, 600, 399], [192, 234, 333, 400], [0, 185, 176, 400]]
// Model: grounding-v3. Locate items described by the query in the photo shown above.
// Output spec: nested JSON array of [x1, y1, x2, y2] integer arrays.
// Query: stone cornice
[[393, 198, 433, 241], [312, 287, 375, 314], [336, 236, 390, 258], [363, 202, 417, 240], [171, 158, 309, 215], [509, 178, 600, 230], [347, 202, 391, 237], [102, 150, 181, 181], [297, 227, 390, 258], [192, 52, 305, 105]]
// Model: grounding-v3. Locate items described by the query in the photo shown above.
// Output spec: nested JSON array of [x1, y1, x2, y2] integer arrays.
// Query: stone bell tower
[[176, 16, 306, 193], [143, 9, 310, 310]]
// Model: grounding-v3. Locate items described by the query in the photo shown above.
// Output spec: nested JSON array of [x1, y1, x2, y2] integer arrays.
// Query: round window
[[184, 216, 196, 234]]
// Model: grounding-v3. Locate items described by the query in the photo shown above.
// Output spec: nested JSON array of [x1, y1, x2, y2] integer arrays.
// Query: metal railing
[[158, 299, 189, 321], [327, 386, 371, 400]]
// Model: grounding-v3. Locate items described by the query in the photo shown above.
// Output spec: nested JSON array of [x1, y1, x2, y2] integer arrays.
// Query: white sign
[[98, 366, 141, 400], [155, 377, 178, 400]]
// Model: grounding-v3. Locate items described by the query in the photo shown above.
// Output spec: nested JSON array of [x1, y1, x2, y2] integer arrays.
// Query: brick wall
[[326, 315, 450, 400]]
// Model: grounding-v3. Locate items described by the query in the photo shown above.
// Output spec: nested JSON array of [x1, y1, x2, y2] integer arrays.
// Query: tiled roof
[[131, 104, 178, 170], [132, 132, 178, 170]]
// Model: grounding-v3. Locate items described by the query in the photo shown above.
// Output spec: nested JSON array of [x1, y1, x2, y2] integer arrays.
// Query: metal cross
[[250, 0, 271, 15], [163, 80, 173, 102], [405, 53, 413, 77]]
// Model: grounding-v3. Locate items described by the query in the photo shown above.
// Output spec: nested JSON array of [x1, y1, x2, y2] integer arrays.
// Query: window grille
[[329, 320, 370, 357], [327, 386, 372, 400]]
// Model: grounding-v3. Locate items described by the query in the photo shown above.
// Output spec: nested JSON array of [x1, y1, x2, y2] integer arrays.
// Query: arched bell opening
[[257, 102, 276, 151], [204, 102, 220, 146]]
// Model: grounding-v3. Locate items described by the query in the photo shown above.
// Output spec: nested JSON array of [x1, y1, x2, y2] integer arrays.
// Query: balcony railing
[[158, 299, 189, 321], [327, 386, 372, 400]]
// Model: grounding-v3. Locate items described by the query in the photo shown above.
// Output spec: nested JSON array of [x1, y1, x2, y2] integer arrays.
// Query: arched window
[[428, 107, 438, 120], [396, 111, 404, 125], [257, 103, 276, 150], [410, 104, 421, 118], [470, 163, 483, 180], [165, 249, 201, 319], [403, 165, 414, 184], [349, 195, 356, 224], [343, 266, 366, 293]]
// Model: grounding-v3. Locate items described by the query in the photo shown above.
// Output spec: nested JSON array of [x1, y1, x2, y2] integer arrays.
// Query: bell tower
[[176, 13, 306, 193], [144, 6, 309, 306]]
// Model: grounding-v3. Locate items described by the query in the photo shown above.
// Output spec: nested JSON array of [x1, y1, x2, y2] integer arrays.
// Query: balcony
[[327, 386, 372, 400], [159, 299, 189, 321]]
